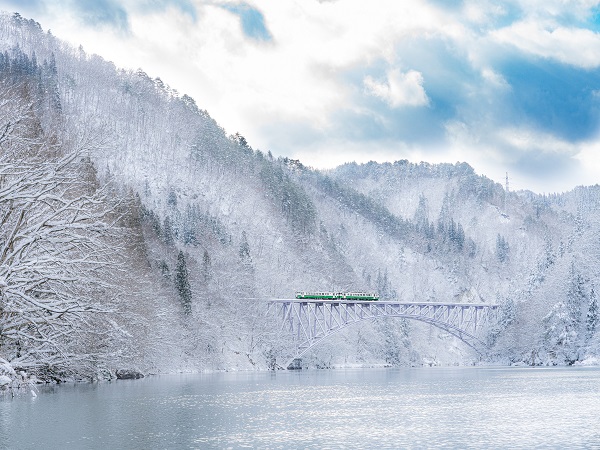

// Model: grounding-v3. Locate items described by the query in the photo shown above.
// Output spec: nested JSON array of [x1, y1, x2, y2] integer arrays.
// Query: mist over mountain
[[0, 12, 599, 383]]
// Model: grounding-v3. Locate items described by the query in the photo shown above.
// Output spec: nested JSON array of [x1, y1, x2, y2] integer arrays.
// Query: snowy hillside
[[0, 12, 599, 383]]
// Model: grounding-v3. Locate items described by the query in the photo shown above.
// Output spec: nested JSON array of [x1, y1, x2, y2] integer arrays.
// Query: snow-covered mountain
[[0, 12, 598, 382]]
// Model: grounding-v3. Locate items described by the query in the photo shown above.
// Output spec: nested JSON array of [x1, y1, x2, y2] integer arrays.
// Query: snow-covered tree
[[202, 249, 211, 283], [587, 287, 598, 340], [565, 262, 586, 333], [541, 263, 588, 364], [543, 302, 578, 364], [0, 82, 123, 379], [175, 250, 192, 314], [496, 234, 510, 263], [239, 230, 251, 262]]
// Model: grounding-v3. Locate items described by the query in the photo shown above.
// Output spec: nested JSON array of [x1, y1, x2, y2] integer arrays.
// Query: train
[[295, 291, 379, 301]]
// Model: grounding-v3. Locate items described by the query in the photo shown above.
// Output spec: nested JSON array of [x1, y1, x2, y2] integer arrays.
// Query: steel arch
[[267, 299, 499, 366]]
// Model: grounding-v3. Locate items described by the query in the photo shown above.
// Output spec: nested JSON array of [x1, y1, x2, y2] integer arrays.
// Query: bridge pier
[[287, 358, 303, 370]]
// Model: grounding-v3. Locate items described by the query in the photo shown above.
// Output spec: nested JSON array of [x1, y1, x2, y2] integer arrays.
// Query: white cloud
[[573, 138, 600, 186], [443, 123, 600, 193], [10, 0, 600, 192], [481, 68, 510, 89], [364, 69, 430, 108], [495, 126, 578, 155], [509, 0, 600, 21], [462, 0, 508, 26], [54, 1, 451, 126], [492, 21, 600, 68]]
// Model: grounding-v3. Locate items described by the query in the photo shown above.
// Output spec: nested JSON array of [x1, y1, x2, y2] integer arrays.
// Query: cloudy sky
[[3, 0, 600, 192]]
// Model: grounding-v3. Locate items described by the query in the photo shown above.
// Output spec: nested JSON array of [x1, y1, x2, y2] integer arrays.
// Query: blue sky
[[2, 0, 600, 192]]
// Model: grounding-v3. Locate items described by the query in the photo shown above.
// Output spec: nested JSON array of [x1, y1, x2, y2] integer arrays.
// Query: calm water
[[1, 366, 600, 449]]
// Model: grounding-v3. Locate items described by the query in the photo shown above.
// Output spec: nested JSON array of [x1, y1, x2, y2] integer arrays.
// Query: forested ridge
[[1, 12, 599, 386]]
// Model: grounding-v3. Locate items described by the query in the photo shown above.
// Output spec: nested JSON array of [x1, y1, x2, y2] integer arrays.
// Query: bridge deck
[[268, 299, 498, 308]]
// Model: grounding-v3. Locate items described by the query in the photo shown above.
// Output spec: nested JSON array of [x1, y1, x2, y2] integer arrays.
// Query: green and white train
[[295, 291, 379, 301]]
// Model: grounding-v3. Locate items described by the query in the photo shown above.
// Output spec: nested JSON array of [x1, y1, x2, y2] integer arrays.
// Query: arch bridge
[[268, 299, 499, 367]]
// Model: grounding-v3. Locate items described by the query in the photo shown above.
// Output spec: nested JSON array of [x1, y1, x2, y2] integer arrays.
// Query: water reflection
[[1, 366, 600, 449]]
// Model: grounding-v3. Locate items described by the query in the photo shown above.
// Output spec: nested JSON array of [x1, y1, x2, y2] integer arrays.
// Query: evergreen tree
[[239, 231, 251, 262], [455, 222, 465, 251], [182, 204, 198, 245], [163, 216, 175, 246], [566, 262, 586, 326], [438, 192, 451, 228], [587, 287, 598, 340], [232, 131, 249, 148], [202, 249, 212, 283], [167, 190, 177, 207], [446, 218, 465, 251], [413, 194, 429, 233], [46, 52, 61, 112], [175, 251, 192, 315], [540, 236, 556, 271], [544, 263, 588, 363], [382, 321, 401, 366], [496, 234, 509, 262], [466, 237, 477, 258], [376, 268, 395, 299], [159, 260, 170, 280]]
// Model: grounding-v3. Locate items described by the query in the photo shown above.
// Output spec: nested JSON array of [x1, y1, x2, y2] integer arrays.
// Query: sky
[[2, 0, 600, 193]]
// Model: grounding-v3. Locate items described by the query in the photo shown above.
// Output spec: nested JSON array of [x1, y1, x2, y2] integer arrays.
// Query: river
[[1, 366, 599, 449]]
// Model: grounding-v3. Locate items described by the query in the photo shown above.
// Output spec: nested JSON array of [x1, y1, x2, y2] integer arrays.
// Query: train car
[[295, 291, 379, 301], [340, 292, 379, 301], [295, 291, 338, 300]]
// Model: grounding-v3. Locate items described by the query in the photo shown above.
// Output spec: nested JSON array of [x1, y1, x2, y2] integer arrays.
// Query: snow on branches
[[0, 82, 123, 380]]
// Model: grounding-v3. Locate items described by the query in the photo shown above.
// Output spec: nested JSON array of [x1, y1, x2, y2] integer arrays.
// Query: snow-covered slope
[[1, 12, 599, 381]]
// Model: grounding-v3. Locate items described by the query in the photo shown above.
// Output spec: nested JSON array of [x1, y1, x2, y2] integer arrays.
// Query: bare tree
[[0, 82, 124, 380]]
